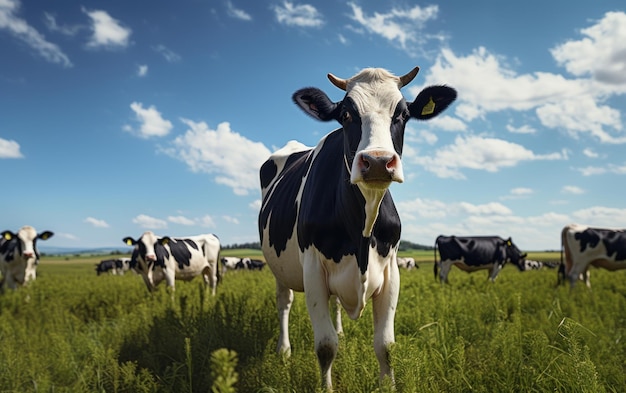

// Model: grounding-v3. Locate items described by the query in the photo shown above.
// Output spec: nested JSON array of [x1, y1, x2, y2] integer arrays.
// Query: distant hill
[[399, 240, 434, 251]]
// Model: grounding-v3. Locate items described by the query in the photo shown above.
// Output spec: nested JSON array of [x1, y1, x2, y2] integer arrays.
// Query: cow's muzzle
[[353, 151, 403, 186]]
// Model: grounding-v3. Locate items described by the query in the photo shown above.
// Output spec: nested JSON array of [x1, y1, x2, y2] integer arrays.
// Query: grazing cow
[[0, 226, 54, 290], [236, 257, 265, 270], [559, 223, 626, 288], [123, 231, 221, 295], [434, 235, 527, 283], [258, 67, 456, 389], [522, 259, 558, 270], [397, 257, 418, 270], [95, 258, 131, 276], [221, 256, 241, 274]]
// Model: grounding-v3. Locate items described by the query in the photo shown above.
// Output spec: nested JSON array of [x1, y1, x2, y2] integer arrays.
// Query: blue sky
[[2, 0, 625, 251]]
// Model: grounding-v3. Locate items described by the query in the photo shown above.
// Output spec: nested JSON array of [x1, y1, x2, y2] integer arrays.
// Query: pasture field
[[0, 251, 625, 392]]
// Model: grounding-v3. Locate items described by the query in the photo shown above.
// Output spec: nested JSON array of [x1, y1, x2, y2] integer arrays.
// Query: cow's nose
[[357, 152, 400, 181], [23, 251, 34, 258], [146, 254, 157, 262]]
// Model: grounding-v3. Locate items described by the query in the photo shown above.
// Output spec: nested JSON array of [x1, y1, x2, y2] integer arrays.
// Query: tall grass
[[0, 255, 624, 392]]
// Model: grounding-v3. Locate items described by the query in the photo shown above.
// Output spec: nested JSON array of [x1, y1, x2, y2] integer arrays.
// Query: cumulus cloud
[[506, 124, 536, 134], [83, 8, 131, 48], [168, 215, 195, 226], [132, 214, 167, 229], [0, 138, 23, 158], [127, 102, 173, 138], [226, 1, 252, 21], [501, 187, 534, 200], [411, 135, 566, 179], [551, 11, 626, 86], [347, 2, 440, 54], [562, 185, 585, 195], [84, 217, 109, 228], [572, 206, 626, 225], [162, 119, 272, 195], [0, 0, 72, 67], [273, 1, 324, 27], [577, 163, 626, 176]]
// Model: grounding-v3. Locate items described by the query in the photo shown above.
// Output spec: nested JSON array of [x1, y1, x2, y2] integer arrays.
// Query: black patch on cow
[[259, 149, 312, 257], [576, 228, 626, 261], [167, 239, 196, 269], [259, 159, 277, 190], [0, 235, 19, 262]]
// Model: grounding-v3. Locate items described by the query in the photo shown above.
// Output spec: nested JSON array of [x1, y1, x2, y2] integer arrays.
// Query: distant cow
[[434, 235, 527, 283], [259, 66, 456, 389], [0, 226, 54, 290], [522, 259, 558, 270], [559, 223, 626, 288], [397, 257, 418, 270], [221, 256, 241, 273], [95, 258, 131, 276], [236, 257, 265, 270], [123, 231, 221, 295]]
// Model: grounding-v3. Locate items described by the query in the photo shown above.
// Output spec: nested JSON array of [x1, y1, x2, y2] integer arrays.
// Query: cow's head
[[123, 231, 162, 270], [505, 237, 527, 271], [0, 226, 53, 284], [293, 67, 456, 191]]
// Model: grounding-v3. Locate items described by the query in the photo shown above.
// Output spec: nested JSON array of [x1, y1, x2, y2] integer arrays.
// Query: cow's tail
[[557, 226, 568, 286], [433, 237, 439, 281]]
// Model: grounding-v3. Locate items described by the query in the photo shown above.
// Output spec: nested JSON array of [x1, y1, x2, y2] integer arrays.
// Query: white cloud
[[137, 64, 148, 77], [153, 44, 181, 62], [132, 214, 167, 229], [0, 138, 23, 158], [168, 215, 195, 226], [84, 217, 109, 228], [506, 124, 536, 134], [425, 115, 467, 132], [577, 163, 626, 176], [226, 1, 252, 21], [83, 8, 131, 48], [347, 3, 439, 54], [198, 215, 216, 228], [222, 215, 240, 225], [0, 0, 72, 67], [582, 148, 599, 158], [163, 119, 272, 195], [572, 206, 626, 226], [411, 135, 566, 179], [551, 11, 626, 86], [128, 102, 173, 138], [43, 12, 82, 36], [510, 187, 533, 196], [561, 185, 585, 195], [273, 1, 324, 27], [249, 199, 262, 210]]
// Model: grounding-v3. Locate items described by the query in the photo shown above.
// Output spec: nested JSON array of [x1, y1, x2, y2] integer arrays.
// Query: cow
[[122, 231, 221, 295], [397, 256, 418, 270], [258, 66, 456, 389], [95, 258, 131, 276], [236, 257, 265, 270], [0, 226, 54, 290], [434, 235, 527, 283], [221, 256, 241, 274], [522, 259, 558, 270], [559, 223, 626, 288]]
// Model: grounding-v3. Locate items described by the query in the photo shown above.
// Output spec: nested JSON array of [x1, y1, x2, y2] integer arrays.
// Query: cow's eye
[[342, 111, 352, 123], [395, 109, 409, 123]]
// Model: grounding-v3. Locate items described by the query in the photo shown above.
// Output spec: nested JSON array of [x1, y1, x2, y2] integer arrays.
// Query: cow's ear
[[293, 88, 341, 122], [506, 237, 512, 246], [123, 237, 136, 246], [159, 237, 171, 246], [409, 85, 457, 120], [38, 231, 54, 240], [2, 231, 14, 241]]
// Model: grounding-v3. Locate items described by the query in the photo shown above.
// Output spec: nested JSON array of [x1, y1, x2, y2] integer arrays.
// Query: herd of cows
[[3, 67, 626, 390]]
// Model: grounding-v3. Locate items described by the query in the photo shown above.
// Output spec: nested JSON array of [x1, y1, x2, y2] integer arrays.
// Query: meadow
[[0, 250, 625, 392]]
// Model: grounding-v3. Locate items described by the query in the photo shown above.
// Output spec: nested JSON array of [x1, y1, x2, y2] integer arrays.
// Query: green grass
[[0, 252, 624, 392]]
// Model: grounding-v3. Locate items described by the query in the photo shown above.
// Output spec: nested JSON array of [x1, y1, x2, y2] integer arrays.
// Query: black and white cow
[[236, 257, 265, 270], [397, 256, 418, 270], [123, 231, 221, 295], [434, 235, 527, 283], [522, 259, 558, 271], [559, 223, 626, 288], [258, 67, 456, 389], [95, 258, 131, 276], [0, 226, 54, 290]]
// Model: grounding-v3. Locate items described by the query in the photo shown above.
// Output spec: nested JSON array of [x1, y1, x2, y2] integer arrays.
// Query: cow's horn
[[327, 73, 347, 91], [399, 66, 420, 87]]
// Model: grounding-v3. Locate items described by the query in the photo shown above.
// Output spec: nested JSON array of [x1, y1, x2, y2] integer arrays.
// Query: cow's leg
[[275, 280, 294, 357], [488, 264, 502, 282], [202, 265, 218, 296], [372, 260, 399, 385], [331, 295, 343, 335], [439, 261, 453, 284], [303, 257, 337, 390]]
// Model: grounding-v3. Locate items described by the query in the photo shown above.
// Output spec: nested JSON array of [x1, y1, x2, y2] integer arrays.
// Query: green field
[[0, 251, 624, 392]]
